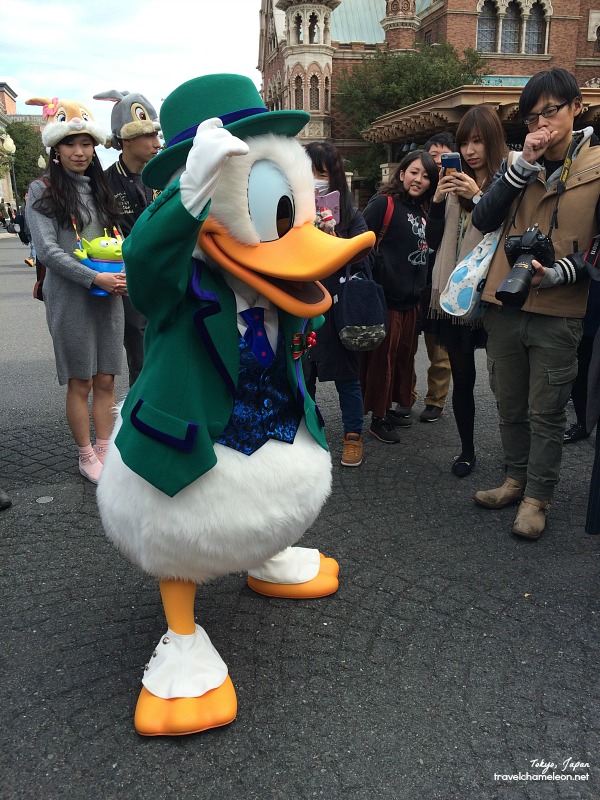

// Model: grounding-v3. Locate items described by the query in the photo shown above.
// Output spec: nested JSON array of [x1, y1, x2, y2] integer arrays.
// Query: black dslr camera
[[495, 225, 555, 306]]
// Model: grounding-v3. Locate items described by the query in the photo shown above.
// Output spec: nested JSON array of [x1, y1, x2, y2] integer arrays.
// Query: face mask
[[314, 179, 329, 195]]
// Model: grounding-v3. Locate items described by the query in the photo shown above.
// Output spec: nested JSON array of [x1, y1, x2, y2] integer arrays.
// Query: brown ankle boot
[[511, 497, 549, 540], [473, 478, 525, 509], [341, 433, 363, 467]]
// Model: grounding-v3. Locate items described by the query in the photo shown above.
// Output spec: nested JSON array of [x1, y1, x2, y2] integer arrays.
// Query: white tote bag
[[439, 228, 502, 320]]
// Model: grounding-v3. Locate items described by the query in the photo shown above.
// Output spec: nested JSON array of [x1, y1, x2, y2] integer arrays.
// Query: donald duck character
[[97, 74, 375, 737]]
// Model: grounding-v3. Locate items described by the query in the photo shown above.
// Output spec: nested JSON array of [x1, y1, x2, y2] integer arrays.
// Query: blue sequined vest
[[216, 329, 303, 455]]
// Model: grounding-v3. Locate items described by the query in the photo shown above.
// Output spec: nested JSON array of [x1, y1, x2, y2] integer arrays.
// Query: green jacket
[[116, 180, 327, 497]]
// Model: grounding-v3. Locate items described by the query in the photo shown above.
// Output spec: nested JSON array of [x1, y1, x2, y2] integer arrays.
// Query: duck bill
[[198, 218, 376, 317]]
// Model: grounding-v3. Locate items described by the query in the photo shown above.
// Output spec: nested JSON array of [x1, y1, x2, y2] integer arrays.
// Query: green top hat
[[143, 73, 310, 189]]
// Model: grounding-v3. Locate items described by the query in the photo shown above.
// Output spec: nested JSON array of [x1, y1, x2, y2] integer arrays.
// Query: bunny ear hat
[[93, 90, 160, 150], [26, 96, 107, 148]]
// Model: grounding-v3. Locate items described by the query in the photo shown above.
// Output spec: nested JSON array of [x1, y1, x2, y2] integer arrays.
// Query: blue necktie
[[240, 307, 274, 368]]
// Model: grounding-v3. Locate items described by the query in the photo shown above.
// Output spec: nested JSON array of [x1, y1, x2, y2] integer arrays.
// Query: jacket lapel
[[189, 259, 239, 396]]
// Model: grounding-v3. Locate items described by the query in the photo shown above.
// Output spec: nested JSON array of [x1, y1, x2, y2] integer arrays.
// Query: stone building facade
[[258, 0, 600, 182]]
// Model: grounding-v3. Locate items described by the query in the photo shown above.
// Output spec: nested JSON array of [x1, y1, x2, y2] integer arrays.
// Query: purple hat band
[[166, 106, 268, 148]]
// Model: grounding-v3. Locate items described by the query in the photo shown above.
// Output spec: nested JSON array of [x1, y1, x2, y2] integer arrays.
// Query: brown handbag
[[33, 259, 46, 301], [31, 177, 50, 301]]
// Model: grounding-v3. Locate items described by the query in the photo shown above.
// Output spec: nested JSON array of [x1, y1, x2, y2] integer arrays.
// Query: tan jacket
[[481, 141, 600, 317]]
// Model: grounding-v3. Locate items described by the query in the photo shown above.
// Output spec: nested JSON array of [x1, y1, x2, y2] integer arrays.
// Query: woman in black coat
[[303, 141, 370, 468]]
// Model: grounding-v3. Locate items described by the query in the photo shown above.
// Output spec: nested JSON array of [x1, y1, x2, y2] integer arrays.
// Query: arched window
[[294, 14, 303, 45], [309, 75, 319, 110], [477, 1, 498, 53], [525, 2, 546, 54], [501, 2, 521, 53], [268, 19, 277, 54], [324, 77, 330, 113], [308, 13, 319, 44], [294, 76, 304, 110]]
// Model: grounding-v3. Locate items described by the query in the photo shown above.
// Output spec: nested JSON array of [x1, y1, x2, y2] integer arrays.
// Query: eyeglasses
[[522, 101, 570, 127]]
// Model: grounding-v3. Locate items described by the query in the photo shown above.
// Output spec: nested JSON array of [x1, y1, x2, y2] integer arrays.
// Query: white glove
[[179, 117, 249, 217]]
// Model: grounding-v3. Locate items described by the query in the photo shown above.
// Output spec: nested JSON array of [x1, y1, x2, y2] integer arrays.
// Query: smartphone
[[315, 190, 340, 224], [440, 152, 462, 175]]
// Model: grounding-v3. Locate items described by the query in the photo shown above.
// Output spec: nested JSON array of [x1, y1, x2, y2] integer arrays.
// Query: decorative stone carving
[[588, 10, 600, 42], [387, 0, 415, 13]]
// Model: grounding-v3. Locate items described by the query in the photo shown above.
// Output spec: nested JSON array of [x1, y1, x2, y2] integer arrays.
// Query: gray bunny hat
[[93, 90, 160, 150]]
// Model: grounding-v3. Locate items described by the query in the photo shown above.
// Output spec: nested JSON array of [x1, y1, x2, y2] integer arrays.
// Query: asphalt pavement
[[1, 231, 599, 800]]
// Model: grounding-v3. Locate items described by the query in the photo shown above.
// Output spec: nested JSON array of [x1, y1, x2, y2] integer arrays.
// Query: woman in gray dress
[[27, 105, 127, 484]]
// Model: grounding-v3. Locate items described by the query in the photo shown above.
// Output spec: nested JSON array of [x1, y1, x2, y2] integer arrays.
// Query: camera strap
[[548, 132, 584, 235], [584, 234, 600, 273]]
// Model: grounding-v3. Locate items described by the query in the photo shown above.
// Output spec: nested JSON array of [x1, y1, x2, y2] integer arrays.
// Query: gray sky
[[2, 0, 262, 165]]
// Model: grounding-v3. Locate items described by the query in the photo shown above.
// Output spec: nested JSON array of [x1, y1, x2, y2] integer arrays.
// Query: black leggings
[[448, 345, 477, 458]]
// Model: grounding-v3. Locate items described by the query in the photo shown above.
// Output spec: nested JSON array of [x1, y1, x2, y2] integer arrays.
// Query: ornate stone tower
[[274, 0, 341, 140], [383, 0, 418, 51]]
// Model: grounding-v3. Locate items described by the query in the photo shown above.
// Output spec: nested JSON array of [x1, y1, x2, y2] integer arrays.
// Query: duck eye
[[247, 160, 295, 242], [276, 196, 293, 238]]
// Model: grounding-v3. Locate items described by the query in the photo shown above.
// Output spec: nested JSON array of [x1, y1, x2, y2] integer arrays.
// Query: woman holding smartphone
[[426, 106, 507, 477]]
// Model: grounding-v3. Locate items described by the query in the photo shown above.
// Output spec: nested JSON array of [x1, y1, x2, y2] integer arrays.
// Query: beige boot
[[511, 497, 549, 540], [473, 478, 525, 509]]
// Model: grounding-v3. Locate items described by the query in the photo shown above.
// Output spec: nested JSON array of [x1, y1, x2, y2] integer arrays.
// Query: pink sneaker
[[79, 452, 103, 484], [93, 443, 108, 464]]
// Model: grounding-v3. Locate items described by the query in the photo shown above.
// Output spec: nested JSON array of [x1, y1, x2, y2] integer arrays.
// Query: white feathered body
[[97, 416, 331, 584]]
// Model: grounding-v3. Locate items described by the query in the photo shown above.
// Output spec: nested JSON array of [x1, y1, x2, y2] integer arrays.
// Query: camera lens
[[495, 255, 536, 306]]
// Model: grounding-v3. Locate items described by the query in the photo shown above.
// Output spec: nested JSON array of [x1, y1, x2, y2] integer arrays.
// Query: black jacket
[[14, 210, 30, 245], [104, 156, 156, 238], [305, 207, 370, 381], [363, 194, 429, 311]]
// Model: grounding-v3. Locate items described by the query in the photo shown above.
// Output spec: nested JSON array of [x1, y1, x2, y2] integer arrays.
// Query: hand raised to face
[[522, 128, 558, 164]]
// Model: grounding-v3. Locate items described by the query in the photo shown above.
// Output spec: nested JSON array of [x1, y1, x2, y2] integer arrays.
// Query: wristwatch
[[472, 192, 483, 205]]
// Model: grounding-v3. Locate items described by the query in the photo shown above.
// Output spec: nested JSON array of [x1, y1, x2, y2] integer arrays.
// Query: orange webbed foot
[[247, 552, 339, 599], [134, 675, 237, 736]]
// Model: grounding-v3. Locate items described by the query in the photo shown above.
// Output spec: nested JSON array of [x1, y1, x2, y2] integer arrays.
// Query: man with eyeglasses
[[470, 67, 600, 541]]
